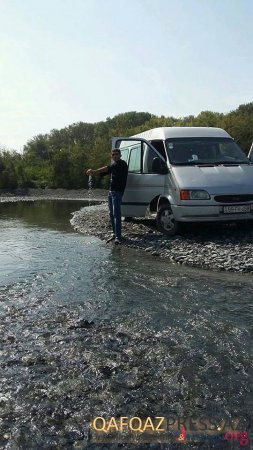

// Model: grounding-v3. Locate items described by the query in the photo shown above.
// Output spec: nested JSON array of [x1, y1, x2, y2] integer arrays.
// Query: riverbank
[[72, 203, 253, 274], [0, 188, 107, 202], [1, 188, 253, 273]]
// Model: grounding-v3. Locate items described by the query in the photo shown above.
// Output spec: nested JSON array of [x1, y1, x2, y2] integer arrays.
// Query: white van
[[112, 127, 253, 235]]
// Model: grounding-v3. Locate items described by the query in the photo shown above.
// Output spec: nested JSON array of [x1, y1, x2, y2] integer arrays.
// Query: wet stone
[[68, 320, 94, 330]]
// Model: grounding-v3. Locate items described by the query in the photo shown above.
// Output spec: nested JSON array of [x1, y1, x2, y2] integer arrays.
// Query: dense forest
[[0, 102, 253, 190]]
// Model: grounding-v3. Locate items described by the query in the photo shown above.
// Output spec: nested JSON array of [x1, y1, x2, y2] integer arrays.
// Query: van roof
[[131, 127, 231, 140]]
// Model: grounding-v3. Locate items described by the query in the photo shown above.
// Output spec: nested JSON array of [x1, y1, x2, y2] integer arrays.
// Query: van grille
[[214, 194, 253, 203]]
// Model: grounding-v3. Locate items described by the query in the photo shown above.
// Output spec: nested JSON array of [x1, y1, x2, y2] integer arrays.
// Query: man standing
[[86, 149, 128, 245]]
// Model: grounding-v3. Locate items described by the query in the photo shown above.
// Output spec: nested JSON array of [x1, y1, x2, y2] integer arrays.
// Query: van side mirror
[[152, 157, 168, 174]]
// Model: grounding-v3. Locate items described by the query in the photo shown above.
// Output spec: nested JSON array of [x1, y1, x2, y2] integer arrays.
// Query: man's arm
[[86, 166, 109, 176]]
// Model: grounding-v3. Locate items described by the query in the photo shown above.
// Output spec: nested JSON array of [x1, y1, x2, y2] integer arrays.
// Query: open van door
[[248, 142, 253, 163], [112, 137, 168, 218]]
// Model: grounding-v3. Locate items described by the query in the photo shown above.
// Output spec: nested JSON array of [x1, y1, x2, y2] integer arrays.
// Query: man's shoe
[[114, 238, 121, 245], [106, 235, 115, 243]]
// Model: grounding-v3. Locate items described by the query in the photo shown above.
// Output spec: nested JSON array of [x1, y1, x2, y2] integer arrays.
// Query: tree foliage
[[1, 103, 253, 190], [0, 151, 29, 189]]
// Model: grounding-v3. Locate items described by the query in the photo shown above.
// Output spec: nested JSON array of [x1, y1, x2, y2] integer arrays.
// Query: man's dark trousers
[[108, 191, 123, 240]]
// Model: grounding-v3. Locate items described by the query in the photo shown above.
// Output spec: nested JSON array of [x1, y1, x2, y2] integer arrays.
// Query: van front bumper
[[172, 204, 253, 222]]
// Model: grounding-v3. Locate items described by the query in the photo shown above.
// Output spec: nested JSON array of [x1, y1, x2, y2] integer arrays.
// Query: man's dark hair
[[112, 148, 121, 156]]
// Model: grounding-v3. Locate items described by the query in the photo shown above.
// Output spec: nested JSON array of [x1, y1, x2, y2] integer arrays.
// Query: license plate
[[223, 205, 251, 214]]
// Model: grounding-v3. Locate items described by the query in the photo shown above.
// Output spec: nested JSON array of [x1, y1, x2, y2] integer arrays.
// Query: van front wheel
[[156, 204, 179, 236]]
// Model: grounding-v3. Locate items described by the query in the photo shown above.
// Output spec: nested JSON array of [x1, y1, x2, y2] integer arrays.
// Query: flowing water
[[0, 200, 252, 449]]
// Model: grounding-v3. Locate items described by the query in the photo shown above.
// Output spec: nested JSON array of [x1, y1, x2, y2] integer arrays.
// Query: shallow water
[[0, 201, 252, 449]]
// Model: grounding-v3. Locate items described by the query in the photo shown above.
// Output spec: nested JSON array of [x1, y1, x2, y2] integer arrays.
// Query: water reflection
[[0, 200, 92, 232]]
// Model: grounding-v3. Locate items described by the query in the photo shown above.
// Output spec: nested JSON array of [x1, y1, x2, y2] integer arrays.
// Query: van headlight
[[180, 190, 210, 200]]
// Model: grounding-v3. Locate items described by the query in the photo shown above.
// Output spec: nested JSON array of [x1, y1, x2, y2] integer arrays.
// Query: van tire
[[156, 204, 179, 236]]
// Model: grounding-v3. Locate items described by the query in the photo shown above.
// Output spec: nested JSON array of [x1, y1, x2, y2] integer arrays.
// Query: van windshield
[[165, 138, 249, 166]]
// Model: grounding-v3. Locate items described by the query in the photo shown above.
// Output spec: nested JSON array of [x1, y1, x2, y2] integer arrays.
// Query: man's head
[[111, 148, 121, 161]]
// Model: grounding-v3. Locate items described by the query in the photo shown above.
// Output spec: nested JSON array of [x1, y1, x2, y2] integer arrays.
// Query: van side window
[[143, 144, 162, 173], [120, 148, 129, 163], [150, 140, 166, 160], [129, 145, 141, 172]]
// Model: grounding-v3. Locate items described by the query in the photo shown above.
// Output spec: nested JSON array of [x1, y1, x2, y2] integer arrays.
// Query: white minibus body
[[112, 127, 253, 235]]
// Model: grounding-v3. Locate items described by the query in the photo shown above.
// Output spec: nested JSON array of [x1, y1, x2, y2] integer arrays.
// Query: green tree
[[51, 148, 71, 188]]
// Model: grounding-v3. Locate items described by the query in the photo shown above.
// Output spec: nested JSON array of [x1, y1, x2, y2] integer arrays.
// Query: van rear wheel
[[156, 204, 179, 236]]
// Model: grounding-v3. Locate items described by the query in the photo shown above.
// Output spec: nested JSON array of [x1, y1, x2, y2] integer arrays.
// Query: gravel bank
[[0, 188, 107, 202], [72, 203, 253, 274], [1, 188, 253, 273]]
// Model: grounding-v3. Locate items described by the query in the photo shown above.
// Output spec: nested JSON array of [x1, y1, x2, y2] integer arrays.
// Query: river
[[0, 200, 252, 449]]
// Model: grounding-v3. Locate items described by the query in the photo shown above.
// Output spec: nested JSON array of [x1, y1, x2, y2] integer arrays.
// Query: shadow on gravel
[[131, 218, 253, 243]]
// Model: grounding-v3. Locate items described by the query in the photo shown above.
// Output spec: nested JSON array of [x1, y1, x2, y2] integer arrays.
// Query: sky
[[0, 0, 252, 152]]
